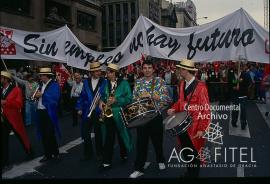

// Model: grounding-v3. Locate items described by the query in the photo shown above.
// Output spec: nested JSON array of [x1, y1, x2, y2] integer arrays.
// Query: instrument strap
[[186, 80, 198, 107]]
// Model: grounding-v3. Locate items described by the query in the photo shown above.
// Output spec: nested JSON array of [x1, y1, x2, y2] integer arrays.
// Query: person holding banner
[[98, 63, 133, 172], [34, 67, 61, 163], [1, 71, 33, 168], [12, 73, 39, 126], [76, 62, 107, 161], [129, 59, 171, 178], [167, 59, 211, 177]]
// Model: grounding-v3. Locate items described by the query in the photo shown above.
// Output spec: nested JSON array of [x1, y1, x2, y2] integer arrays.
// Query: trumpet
[[87, 87, 101, 118], [31, 87, 39, 101]]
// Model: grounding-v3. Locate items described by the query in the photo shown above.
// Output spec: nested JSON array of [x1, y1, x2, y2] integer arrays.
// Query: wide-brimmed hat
[[1, 71, 12, 79], [39, 67, 54, 75], [107, 63, 119, 72], [89, 62, 101, 72], [176, 59, 198, 71]]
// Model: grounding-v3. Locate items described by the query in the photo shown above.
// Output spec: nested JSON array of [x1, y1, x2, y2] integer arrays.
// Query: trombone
[[87, 87, 101, 118]]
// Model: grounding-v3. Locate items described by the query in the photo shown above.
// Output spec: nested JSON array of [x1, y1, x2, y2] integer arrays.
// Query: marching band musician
[[76, 61, 107, 161], [129, 59, 172, 178], [167, 59, 210, 177], [34, 67, 61, 163], [98, 63, 133, 171], [1, 71, 33, 168]]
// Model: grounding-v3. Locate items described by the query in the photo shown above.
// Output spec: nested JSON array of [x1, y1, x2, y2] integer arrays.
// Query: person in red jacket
[[167, 59, 211, 177], [1, 71, 33, 168]]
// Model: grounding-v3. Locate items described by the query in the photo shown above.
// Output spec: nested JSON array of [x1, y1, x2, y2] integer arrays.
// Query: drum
[[163, 111, 192, 136], [120, 97, 160, 128]]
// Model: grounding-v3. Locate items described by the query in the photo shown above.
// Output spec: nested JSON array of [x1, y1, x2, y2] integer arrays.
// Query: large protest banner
[[1, 8, 269, 70]]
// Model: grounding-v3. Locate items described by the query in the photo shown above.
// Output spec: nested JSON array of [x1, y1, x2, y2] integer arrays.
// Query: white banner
[[1, 8, 269, 70]]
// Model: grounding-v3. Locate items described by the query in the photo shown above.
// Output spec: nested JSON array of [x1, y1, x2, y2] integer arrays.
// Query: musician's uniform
[[132, 77, 171, 173], [101, 78, 133, 166], [171, 78, 210, 177], [36, 79, 61, 160], [76, 77, 107, 159], [1, 82, 32, 167]]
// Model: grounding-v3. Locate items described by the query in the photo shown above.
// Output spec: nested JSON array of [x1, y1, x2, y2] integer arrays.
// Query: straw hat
[[107, 63, 119, 72], [1, 71, 12, 79], [89, 62, 101, 72], [39, 67, 54, 75], [176, 59, 198, 71]]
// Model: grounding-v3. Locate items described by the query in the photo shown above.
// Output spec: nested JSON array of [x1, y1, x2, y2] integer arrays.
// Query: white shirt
[[91, 78, 99, 91], [110, 81, 117, 91], [164, 72, 172, 85], [185, 76, 195, 90], [37, 79, 52, 110], [71, 82, 83, 97]]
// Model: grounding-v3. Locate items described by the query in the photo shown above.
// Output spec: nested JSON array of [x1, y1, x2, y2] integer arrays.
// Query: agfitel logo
[[168, 122, 256, 166], [202, 122, 223, 145]]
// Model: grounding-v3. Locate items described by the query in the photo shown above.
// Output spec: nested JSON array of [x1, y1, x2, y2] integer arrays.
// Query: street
[[2, 101, 270, 179]]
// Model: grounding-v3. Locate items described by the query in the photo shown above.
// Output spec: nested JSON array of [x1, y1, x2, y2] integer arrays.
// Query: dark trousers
[[1, 117, 30, 167], [135, 115, 165, 172], [231, 96, 247, 128], [71, 97, 79, 126], [178, 131, 200, 177], [82, 112, 103, 158], [38, 110, 59, 158], [102, 117, 127, 165]]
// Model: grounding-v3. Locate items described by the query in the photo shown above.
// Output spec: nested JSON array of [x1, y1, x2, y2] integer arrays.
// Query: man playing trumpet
[[76, 61, 107, 161], [34, 67, 61, 163]]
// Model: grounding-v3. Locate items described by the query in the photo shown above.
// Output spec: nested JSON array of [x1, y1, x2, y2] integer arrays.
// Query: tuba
[[100, 83, 116, 121]]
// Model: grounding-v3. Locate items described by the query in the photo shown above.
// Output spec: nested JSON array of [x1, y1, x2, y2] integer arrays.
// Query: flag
[[0, 28, 16, 55], [54, 64, 71, 90]]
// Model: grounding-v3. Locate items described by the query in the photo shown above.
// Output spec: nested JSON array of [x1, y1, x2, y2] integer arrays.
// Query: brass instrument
[[87, 87, 101, 118], [100, 83, 116, 121]]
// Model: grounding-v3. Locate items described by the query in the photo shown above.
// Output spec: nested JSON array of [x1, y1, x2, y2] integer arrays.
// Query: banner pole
[[1, 58, 9, 71]]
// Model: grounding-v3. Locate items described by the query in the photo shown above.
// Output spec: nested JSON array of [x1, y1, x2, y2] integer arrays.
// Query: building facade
[[174, 0, 197, 28], [101, 0, 162, 50], [0, 0, 102, 51], [161, 0, 177, 28]]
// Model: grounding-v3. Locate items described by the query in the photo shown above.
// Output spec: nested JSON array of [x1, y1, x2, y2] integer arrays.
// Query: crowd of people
[[1, 58, 270, 178]]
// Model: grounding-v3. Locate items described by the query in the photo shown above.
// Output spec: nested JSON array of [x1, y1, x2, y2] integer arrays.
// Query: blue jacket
[[36, 80, 61, 140]]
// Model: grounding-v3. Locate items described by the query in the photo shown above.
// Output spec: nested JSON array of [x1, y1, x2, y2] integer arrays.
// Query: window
[[77, 11, 96, 31], [45, 0, 71, 23], [85, 44, 97, 51], [1, 0, 31, 15], [123, 3, 128, 22], [116, 4, 120, 21]]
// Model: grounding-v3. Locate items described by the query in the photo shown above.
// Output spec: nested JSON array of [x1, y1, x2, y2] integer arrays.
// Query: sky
[[172, 0, 265, 28]]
